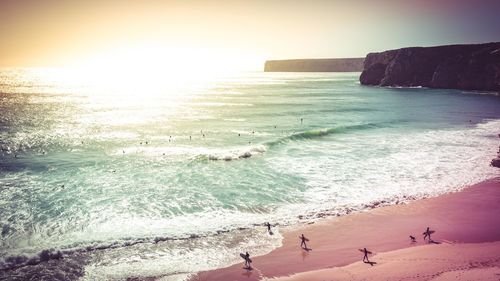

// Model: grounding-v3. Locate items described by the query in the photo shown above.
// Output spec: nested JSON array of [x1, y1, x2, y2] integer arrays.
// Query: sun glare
[[77, 45, 259, 77], [36, 44, 263, 97]]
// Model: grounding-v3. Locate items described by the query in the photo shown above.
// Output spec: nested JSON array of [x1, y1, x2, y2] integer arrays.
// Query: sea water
[[1, 69, 499, 280]]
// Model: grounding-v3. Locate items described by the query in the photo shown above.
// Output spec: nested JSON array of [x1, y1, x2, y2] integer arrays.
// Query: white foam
[[271, 119, 500, 219]]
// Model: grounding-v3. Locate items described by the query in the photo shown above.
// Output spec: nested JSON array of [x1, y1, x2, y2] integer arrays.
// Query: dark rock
[[360, 42, 500, 92], [265, 58, 364, 72], [491, 158, 500, 168]]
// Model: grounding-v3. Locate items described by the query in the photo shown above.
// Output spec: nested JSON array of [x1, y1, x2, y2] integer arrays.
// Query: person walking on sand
[[361, 247, 371, 263], [299, 234, 308, 249], [244, 252, 251, 268], [423, 227, 434, 241]]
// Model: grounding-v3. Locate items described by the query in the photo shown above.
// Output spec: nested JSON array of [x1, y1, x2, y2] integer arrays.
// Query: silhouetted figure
[[203, 134, 205, 138], [274, 125, 277, 129], [14, 154, 17, 158], [241, 252, 252, 269], [300, 118, 303, 124], [265, 222, 272, 233], [423, 227, 434, 242], [145, 141, 148, 145], [361, 247, 371, 263], [122, 150, 125, 154], [189, 136, 192, 140], [409, 235, 416, 242], [299, 234, 308, 249], [140, 142, 142, 145], [238, 133, 240, 137]]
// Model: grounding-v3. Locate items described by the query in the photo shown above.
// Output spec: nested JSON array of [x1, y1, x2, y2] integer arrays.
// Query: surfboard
[[358, 249, 372, 254], [240, 253, 252, 263], [299, 237, 309, 241], [422, 230, 435, 235]]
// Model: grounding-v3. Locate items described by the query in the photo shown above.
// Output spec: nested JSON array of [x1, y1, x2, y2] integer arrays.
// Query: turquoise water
[[1, 69, 499, 280]]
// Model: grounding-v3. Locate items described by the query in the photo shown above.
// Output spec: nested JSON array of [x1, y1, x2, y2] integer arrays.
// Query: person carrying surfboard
[[240, 251, 252, 269], [360, 247, 371, 263], [299, 234, 309, 249], [423, 227, 434, 241], [265, 222, 272, 233]]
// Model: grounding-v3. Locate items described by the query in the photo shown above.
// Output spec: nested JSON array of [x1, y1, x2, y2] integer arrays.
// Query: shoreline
[[191, 177, 500, 281]]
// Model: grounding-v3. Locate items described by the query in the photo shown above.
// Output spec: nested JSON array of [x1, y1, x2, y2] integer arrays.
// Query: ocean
[[1, 68, 499, 280]]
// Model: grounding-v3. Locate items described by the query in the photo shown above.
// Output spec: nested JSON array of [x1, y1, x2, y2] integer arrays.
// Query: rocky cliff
[[359, 42, 500, 92], [264, 58, 364, 72]]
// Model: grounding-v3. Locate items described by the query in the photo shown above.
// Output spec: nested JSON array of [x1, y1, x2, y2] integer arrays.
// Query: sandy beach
[[191, 178, 500, 281]]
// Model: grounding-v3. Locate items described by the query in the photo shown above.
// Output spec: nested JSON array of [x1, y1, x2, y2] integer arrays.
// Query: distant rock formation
[[264, 58, 364, 72], [360, 42, 500, 92]]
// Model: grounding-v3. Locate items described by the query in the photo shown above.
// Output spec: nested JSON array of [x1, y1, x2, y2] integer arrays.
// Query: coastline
[[191, 178, 500, 281]]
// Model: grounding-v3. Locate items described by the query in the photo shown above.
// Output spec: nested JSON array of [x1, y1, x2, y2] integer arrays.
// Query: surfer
[[299, 234, 308, 249], [361, 247, 371, 263], [300, 118, 303, 124], [423, 227, 434, 241], [409, 235, 416, 242], [265, 222, 272, 233], [189, 136, 192, 140], [241, 251, 252, 269]]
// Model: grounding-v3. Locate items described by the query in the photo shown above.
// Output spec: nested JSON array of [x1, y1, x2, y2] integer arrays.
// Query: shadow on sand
[[241, 267, 253, 278]]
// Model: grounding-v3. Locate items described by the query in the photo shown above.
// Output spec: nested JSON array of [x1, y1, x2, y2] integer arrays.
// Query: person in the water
[[265, 222, 272, 233]]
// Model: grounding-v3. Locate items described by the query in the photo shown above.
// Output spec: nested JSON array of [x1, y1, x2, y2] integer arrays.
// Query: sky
[[1, 0, 499, 70]]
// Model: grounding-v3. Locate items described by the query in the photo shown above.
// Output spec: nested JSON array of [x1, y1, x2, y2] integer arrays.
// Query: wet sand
[[191, 178, 500, 281]]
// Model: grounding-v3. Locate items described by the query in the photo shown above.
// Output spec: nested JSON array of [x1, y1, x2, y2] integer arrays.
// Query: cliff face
[[359, 42, 500, 92], [264, 58, 364, 72]]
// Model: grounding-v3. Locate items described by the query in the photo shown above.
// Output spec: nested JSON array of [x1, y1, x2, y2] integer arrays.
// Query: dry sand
[[191, 178, 500, 281]]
